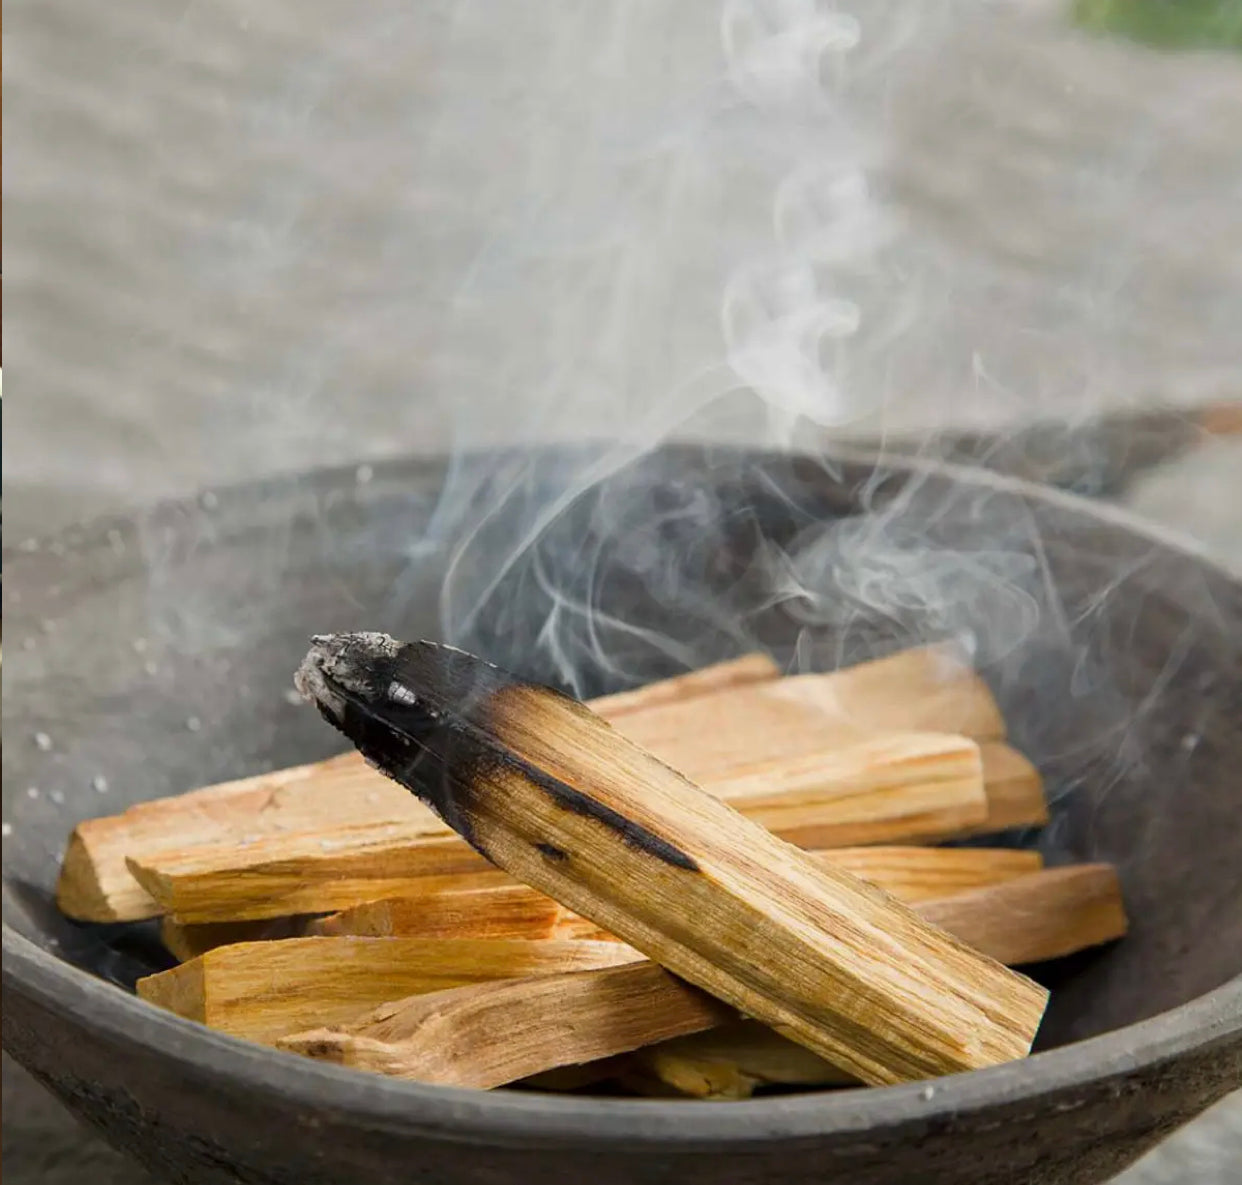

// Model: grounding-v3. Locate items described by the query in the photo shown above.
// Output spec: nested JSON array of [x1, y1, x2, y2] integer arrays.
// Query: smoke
[[376, 0, 1014, 695], [109, 0, 1239, 725]]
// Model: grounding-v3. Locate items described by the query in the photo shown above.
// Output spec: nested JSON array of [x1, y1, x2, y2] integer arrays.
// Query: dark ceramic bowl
[[4, 446, 1240, 1185]]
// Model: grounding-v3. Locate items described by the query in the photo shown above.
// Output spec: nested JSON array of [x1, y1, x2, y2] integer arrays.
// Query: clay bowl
[[3, 445, 1240, 1185]]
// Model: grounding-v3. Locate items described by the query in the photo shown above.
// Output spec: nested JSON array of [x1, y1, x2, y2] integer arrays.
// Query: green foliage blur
[[1074, 0, 1242, 51]]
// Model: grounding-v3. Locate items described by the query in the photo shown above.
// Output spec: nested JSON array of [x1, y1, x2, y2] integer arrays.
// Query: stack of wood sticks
[[57, 638, 1126, 1098]]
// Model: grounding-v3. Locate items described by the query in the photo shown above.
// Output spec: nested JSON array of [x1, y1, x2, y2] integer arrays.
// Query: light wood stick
[[126, 825, 495, 923], [309, 883, 563, 940], [823, 844, 1043, 901], [56, 754, 433, 922], [628, 1021, 853, 1098], [977, 742, 1050, 832], [626, 865, 1129, 1098], [708, 733, 987, 848], [294, 634, 1046, 1085], [279, 961, 736, 1087], [587, 653, 780, 717], [611, 642, 1006, 780], [136, 936, 641, 1045], [280, 864, 1123, 1089], [316, 846, 1043, 943], [918, 864, 1127, 965], [125, 739, 993, 924], [56, 645, 1002, 922]]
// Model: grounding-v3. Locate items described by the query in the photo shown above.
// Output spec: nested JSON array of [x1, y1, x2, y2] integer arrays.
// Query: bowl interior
[[4, 445, 1241, 1058]]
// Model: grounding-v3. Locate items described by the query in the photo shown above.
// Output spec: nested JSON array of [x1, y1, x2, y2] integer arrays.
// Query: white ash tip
[[298, 634, 459, 725]]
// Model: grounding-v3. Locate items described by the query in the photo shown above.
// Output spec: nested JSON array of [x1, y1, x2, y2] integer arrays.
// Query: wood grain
[[136, 936, 641, 1045], [977, 742, 1050, 832], [314, 846, 1044, 944], [278, 961, 735, 1087], [309, 882, 563, 940], [918, 864, 1127, 966]]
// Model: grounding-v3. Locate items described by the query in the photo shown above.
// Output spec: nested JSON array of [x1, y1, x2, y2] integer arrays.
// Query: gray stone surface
[[3, 0, 1239, 1179]]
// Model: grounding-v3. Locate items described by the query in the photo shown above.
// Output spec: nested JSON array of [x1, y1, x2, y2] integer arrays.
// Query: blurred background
[[3, 0, 1240, 1180]]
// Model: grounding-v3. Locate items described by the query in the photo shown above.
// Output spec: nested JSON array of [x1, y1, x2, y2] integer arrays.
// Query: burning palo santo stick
[[280, 863, 1124, 1088], [293, 633, 1047, 1085], [123, 736, 998, 925], [137, 936, 641, 1046], [312, 847, 1043, 945], [625, 865, 1128, 1099]]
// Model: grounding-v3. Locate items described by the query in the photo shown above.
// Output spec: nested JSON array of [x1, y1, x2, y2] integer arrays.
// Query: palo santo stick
[[56, 753, 434, 922], [309, 883, 563, 940], [126, 824, 496, 923], [817, 844, 1042, 902], [137, 936, 641, 1046], [918, 864, 1127, 966], [318, 846, 1044, 942], [125, 740, 993, 924], [56, 655, 778, 922], [279, 961, 736, 1087], [630, 1021, 854, 1098], [611, 642, 1006, 780], [708, 733, 987, 848], [282, 864, 1123, 1089], [977, 742, 1049, 832], [294, 634, 1047, 1085], [557, 846, 1045, 940], [587, 653, 780, 717]]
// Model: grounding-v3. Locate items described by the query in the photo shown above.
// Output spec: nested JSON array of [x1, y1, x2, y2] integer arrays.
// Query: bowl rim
[[6, 923, 1241, 1147], [5, 446, 1241, 1147]]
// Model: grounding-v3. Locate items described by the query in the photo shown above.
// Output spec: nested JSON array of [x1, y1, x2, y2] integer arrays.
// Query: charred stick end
[[295, 634, 700, 873], [294, 633, 515, 850]]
